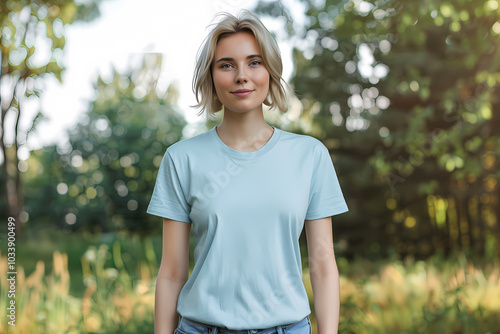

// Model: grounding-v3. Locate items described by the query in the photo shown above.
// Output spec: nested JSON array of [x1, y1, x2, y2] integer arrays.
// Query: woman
[[147, 9, 348, 334]]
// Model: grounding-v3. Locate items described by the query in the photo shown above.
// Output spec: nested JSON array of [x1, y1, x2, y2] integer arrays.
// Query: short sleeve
[[146, 150, 192, 223], [305, 144, 348, 220]]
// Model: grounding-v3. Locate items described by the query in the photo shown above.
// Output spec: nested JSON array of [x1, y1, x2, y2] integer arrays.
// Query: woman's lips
[[231, 90, 254, 97]]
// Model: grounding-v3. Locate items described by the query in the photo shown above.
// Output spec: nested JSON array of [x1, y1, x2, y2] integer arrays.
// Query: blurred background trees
[[1, 0, 499, 260], [23, 54, 187, 235], [0, 0, 103, 237], [254, 0, 500, 260]]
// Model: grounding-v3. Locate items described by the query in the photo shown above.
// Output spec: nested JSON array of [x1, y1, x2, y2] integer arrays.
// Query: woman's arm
[[155, 218, 191, 334], [305, 217, 340, 334]]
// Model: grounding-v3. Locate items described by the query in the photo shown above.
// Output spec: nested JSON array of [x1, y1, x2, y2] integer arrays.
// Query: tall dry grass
[[1, 242, 499, 333]]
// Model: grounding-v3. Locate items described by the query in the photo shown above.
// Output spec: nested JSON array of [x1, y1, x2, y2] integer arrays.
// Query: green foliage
[[0, 233, 157, 333], [0, 0, 104, 238], [22, 54, 188, 233], [2, 229, 499, 333], [255, 0, 500, 259]]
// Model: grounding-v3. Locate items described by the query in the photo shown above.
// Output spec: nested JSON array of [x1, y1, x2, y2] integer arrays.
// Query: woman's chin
[[223, 102, 265, 114]]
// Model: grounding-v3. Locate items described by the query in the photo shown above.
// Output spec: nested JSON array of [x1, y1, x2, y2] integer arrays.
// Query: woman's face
[[212, 31, 270, 114]]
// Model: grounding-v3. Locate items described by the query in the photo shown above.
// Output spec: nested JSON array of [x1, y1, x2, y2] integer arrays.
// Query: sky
[[16, 0, 310, 153]]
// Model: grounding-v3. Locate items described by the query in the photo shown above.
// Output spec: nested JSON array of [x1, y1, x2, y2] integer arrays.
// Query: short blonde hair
[[191, 9, 295, 118]]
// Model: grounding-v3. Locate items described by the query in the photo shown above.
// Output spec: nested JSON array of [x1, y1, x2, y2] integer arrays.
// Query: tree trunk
[[1, 79, 23, 238]]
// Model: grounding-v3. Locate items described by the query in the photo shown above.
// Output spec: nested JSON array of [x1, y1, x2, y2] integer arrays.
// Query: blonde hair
[[190, 9, 295, 118]]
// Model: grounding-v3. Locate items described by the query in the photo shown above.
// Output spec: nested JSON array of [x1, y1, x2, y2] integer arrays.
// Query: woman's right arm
[[155, 218, 191, 334]]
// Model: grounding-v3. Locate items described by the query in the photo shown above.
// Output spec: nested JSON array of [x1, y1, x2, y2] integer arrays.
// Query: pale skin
[[305, 217, 341, 334], [154, 31, 340, 334]]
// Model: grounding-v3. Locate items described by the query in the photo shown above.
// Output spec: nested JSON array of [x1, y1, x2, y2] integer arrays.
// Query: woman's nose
[[235, 66, 248, 83]]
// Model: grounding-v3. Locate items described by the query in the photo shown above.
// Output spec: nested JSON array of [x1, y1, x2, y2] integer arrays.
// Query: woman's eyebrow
[[215, 54, 262, 64]]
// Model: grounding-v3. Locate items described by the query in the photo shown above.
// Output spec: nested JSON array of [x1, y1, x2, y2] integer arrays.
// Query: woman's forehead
[[215, 32, 261, 57]]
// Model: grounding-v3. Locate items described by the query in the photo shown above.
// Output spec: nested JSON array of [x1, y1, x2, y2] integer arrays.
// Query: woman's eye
[[220, 61, 260, 69]]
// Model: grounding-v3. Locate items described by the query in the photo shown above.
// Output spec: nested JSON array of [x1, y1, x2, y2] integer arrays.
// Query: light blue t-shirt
[[147, 125, 348, 330]]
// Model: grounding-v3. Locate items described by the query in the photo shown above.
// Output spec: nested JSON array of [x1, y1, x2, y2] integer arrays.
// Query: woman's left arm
[[305, 217, 340, 334]]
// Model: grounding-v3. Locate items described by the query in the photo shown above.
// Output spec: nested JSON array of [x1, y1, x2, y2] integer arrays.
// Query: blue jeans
[[174, 315, 311, 334]]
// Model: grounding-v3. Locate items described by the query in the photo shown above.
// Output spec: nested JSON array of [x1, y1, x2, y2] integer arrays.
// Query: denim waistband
[[180, 315, 308, 333]]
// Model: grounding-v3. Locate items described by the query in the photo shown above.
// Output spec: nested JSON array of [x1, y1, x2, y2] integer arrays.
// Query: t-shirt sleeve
[[146, 150, 192, 223], [305, 143, 348, 220]]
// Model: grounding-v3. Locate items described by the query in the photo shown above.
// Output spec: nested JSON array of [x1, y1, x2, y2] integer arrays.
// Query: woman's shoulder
[[165, 128, 212, 157], [278, 128, 326, 150]]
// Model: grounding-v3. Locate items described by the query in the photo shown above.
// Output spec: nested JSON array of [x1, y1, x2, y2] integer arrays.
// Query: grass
[[1, 228, 499, 333]]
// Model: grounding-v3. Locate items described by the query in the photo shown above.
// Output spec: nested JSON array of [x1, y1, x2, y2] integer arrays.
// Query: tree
[[255, 0, 500, 259], [0, 0, 103, 237], [23, 53, 188, 234]]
